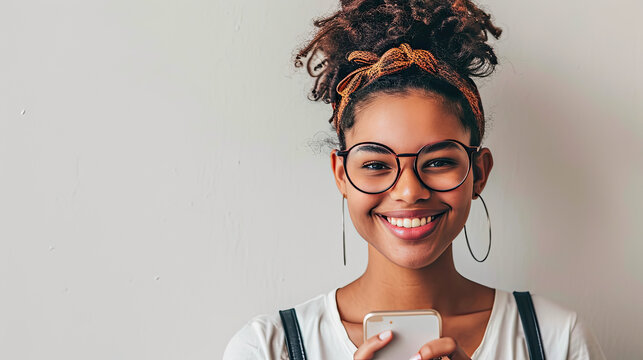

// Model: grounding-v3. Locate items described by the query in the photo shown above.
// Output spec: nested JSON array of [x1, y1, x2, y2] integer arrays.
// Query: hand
[[353, 330, 393, 360], [409, 337, 470, 360]]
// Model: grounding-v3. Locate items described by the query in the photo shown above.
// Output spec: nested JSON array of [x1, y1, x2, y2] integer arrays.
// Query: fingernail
[[408, 353, 421, 360], [378, 330, 392, 340]]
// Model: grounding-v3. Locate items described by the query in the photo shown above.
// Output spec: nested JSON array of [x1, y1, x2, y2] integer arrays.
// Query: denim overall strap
[[513, 291, 546, 360], [279, 308, 307, 360]]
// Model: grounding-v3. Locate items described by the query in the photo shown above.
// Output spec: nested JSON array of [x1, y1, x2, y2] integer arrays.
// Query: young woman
[[224, 0, 605, 359]]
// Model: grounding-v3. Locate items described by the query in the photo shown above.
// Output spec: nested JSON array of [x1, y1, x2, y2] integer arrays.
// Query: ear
[[330, 149, 348, 196], [471, 147, 493, 199]]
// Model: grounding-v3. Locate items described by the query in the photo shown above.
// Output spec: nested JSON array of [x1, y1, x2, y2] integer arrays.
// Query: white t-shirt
[[223, 288, 605, 359]]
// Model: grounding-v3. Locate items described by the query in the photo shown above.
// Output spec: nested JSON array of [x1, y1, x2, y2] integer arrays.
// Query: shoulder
[[494, 290, 581, 332], [492, 290, 605, 359], [222, 292, 329, 360], [222, 312, 286, 360], [530, 292, 578, 331], [530, 292, 606, 359]]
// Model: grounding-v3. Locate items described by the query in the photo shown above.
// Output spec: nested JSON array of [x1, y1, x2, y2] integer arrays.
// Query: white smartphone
[[363, 309, 442, 360]]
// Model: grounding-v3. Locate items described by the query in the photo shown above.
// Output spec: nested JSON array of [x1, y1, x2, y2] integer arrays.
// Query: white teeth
[[385, 215, 437, 228]]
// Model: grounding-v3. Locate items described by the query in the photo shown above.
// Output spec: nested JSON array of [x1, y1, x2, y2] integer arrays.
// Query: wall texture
[[1, 0, 641, 358]]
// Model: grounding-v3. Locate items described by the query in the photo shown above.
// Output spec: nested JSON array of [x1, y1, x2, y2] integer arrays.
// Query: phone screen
[[364, 310, 442, 360]]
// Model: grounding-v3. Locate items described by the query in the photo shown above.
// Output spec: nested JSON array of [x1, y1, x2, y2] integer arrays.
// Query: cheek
[[346, 191, 377, 216], [443, 178, 475, 225], [345, 191, 381, 233], [448, 192, 472, 219]]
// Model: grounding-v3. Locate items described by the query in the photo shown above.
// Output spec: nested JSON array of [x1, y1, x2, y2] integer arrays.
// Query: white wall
[[1, 0, 641, 358]]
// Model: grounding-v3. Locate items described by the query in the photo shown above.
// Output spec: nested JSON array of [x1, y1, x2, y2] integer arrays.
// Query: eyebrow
[[423, 141, 459, 152], [354, 144, 393, 155]]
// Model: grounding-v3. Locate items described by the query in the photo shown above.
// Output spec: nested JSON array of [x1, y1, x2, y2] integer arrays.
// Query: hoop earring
[[342, 195, 346, 266], [464, 193, 491, 263]]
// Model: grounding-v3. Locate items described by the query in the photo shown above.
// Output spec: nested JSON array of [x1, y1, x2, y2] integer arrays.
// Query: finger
[[413, 337, 470, 360], [353, 330, 393, 360]]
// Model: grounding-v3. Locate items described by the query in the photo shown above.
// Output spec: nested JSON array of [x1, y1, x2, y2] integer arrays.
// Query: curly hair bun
[[295, 0, 502, 106]]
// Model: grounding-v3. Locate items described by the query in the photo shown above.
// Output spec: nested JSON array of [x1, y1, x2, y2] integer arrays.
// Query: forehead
[[346, 92, 470, 153]]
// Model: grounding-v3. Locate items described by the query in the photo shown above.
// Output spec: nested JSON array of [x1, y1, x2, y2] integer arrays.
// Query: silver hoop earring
[[342, 196, 346, 266], [464, 194, 491, 263]]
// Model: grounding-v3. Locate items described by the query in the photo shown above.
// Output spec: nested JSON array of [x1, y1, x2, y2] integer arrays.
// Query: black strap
[[513, 291, 546, 360], [279, 308, 307, 360]]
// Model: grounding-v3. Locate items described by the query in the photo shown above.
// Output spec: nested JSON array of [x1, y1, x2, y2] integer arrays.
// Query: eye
[[362, 161, 391, 170], [423, 159, 456, 169]]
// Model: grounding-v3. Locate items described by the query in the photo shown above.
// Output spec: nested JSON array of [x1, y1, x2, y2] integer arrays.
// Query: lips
[[377, 211, 445, 241]]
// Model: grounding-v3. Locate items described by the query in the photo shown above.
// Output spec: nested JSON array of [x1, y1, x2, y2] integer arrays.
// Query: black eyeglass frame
[[336, 139, 481, 195]]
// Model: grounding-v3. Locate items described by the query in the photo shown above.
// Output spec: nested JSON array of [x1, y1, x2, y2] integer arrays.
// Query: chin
[[386, 249, 440, 270]]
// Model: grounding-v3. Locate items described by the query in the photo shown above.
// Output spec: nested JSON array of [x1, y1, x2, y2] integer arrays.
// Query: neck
[[347, 244, 474, 317]]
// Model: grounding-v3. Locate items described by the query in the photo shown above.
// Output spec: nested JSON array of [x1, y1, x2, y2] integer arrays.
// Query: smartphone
[[363, 309, 442, 360]]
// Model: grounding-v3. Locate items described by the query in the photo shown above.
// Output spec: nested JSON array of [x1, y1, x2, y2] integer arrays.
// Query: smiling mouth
[[380, 213, 444, 228]]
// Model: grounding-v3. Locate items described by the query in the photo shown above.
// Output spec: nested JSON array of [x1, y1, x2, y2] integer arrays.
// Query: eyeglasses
[[336, 139, 480, 194]]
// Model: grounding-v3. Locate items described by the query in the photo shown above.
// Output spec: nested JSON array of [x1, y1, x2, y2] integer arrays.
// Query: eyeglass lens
[[344, 141, 471, 193]]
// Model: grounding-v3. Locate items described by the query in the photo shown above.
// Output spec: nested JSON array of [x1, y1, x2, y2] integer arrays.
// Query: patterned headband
[[333, 43, 485, 140]]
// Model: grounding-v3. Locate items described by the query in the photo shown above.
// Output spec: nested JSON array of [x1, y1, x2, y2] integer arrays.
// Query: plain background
[[1, 0, 642, 358]]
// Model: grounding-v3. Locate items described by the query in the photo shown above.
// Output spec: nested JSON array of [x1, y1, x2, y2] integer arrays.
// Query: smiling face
[[331, 89, 493, 269]]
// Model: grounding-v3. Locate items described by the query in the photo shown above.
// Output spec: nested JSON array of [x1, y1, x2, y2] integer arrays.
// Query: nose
[[389, 158, 431, 203]]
